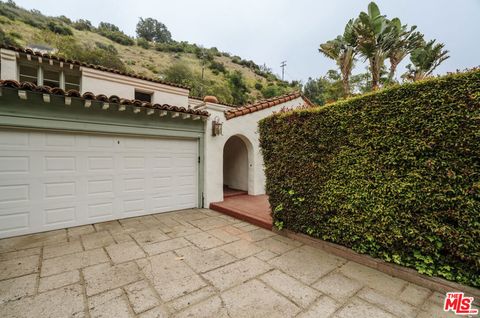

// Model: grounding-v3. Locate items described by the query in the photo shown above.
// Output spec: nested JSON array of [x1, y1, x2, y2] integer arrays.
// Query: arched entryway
[[223, 135, 251, 194]]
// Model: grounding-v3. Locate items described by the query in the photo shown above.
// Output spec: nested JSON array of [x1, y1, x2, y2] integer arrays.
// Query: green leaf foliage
[[259, 70, 480, 287]]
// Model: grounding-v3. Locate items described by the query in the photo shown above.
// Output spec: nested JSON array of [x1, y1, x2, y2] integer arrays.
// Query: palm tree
[[387, 18, 424, 83], [319, 19, 357, 96], [403, 40, 449, 81], [353, 2, 396, 90]]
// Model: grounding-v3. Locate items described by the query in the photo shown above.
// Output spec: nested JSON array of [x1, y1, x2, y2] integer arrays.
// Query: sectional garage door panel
[[0, 129, 198, 238]]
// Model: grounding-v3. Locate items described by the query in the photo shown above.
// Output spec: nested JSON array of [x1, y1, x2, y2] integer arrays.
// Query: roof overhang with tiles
[[0, 80, 209, 120], [224, 91, 313, 120]]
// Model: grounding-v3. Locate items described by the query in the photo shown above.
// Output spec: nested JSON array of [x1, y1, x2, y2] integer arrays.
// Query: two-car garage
[[0, 128, 199, 238]]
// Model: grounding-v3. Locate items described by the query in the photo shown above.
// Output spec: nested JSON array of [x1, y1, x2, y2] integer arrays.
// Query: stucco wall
[[0, 49, 18, 80], [223, 135, 248, 191], [203, 97, 306, 205], [80, 68, 190, 107]]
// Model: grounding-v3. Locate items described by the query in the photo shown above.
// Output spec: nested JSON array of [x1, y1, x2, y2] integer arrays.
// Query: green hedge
[[259, 70, 480, 287]]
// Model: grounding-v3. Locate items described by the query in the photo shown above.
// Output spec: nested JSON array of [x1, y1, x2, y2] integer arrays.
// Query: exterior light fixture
[[212, 116, 223, 136]]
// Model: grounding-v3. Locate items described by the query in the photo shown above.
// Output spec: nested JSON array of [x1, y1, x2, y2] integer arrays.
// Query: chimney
[[203, 95, 219, 104]]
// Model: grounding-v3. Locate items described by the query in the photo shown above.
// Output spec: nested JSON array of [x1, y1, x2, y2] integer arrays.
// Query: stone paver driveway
[[0, 209, 455, 317]]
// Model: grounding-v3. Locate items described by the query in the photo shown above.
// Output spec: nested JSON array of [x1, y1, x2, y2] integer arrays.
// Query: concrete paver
[[88, 289, 133, 318], [38, 270, 80, 292], [221, 279, 301, 318], [83, 262, 143, 296], [313, 272, 362, 301], [41, 248, 108, 277], [105, 241, 146, 264], [0, 208, 463, 317], [269, 245, 345, 284], [0, 274, 36, 305], [125, 280, 160, 314]]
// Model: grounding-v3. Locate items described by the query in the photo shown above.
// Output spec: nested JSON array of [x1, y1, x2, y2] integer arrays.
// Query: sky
[[10, 0, 480, 83]]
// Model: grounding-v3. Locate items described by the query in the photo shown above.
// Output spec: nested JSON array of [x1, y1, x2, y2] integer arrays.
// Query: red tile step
[[210, 194, 272, 230], [223, 187, 248, 198]]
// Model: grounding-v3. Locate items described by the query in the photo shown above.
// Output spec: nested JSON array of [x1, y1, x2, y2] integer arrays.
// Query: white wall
[[81, 68, 190, 107], [223, 135, 248, 191], [203, 97, 306, 205], [0, 49, 18, 80]]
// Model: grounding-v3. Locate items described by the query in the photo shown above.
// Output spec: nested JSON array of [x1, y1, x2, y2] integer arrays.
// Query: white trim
[[18, 90, 27, 100], [42, 94, 50, 103]]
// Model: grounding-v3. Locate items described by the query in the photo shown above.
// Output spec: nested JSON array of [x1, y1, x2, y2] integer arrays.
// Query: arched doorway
[[223, 135, 250, 194]]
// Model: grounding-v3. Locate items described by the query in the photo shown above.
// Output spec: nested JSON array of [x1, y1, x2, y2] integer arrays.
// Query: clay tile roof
[[66, 90, 81, 97], [82, 92, 96, 100], [95, 94, 109, 102], [132, 99, 143, 107], [120, 98, 131, 105], [2, 80, 20, 88], [108, 95, 120, 103], [51, 87, 65, 96], [224, 91, 310, 120], [35, 85, 52, 94], [1, 44, 190, 90], [0, 80, 209, 117], [20, 81, 36, 91]]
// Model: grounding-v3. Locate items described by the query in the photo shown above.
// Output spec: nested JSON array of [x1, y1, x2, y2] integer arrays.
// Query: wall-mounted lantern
[[212, 116, 223, 136]]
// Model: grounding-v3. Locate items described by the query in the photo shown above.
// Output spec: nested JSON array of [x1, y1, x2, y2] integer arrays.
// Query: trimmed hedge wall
[[259, 70, 480, 287]]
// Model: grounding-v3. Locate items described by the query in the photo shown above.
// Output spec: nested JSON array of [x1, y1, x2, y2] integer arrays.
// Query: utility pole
[[280, 60, 287, 81]]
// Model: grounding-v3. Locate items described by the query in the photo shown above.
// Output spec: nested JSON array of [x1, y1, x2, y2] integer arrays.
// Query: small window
[[19, 64, 38, 84], [43, 69, 60, 88], [135, 90, 152, 103], [64, 73, 81, 92]]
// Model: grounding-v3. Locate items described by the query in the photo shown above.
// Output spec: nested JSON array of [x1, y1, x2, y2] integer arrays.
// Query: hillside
[[0, 1, 298, 105]]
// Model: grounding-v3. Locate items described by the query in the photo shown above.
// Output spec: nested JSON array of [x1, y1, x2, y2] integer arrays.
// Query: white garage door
[[0, 129, 198, 238]]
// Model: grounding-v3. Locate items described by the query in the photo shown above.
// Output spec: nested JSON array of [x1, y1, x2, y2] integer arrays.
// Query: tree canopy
[[136, 18, 172, 43], [317, 1, 449, 100]]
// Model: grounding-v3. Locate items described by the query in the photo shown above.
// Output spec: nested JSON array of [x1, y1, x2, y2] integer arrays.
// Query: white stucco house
[[0, 45, 311, 238]]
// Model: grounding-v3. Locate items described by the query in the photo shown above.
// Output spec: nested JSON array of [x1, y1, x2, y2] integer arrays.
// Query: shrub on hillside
[[47, 21, 73, 36], [155, 42, 185, 53], [162, 62, 196, 88], [0, 28, 17, 46], [96, 22, 134, 46], [55, 38, 126, 72], [254, 82, 263, 90], [259, 70, 480, 287], [56, 15, 72, 25], [261, 84, 287, 98], [73, 19, 93, 31], [137, 37, 150, 49], [208, 60, 226, 75]]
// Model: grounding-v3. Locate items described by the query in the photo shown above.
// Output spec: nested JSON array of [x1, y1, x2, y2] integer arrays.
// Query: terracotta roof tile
[[224, 91, 310, 120], [67, 90, 81, 97], [108, 95, 120, 103], [1, 45, 190, 90], [0, 80, 209, 117]]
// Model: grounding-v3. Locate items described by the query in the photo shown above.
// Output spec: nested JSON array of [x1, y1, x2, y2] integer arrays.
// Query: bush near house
[[259, 70, 480, 287]]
